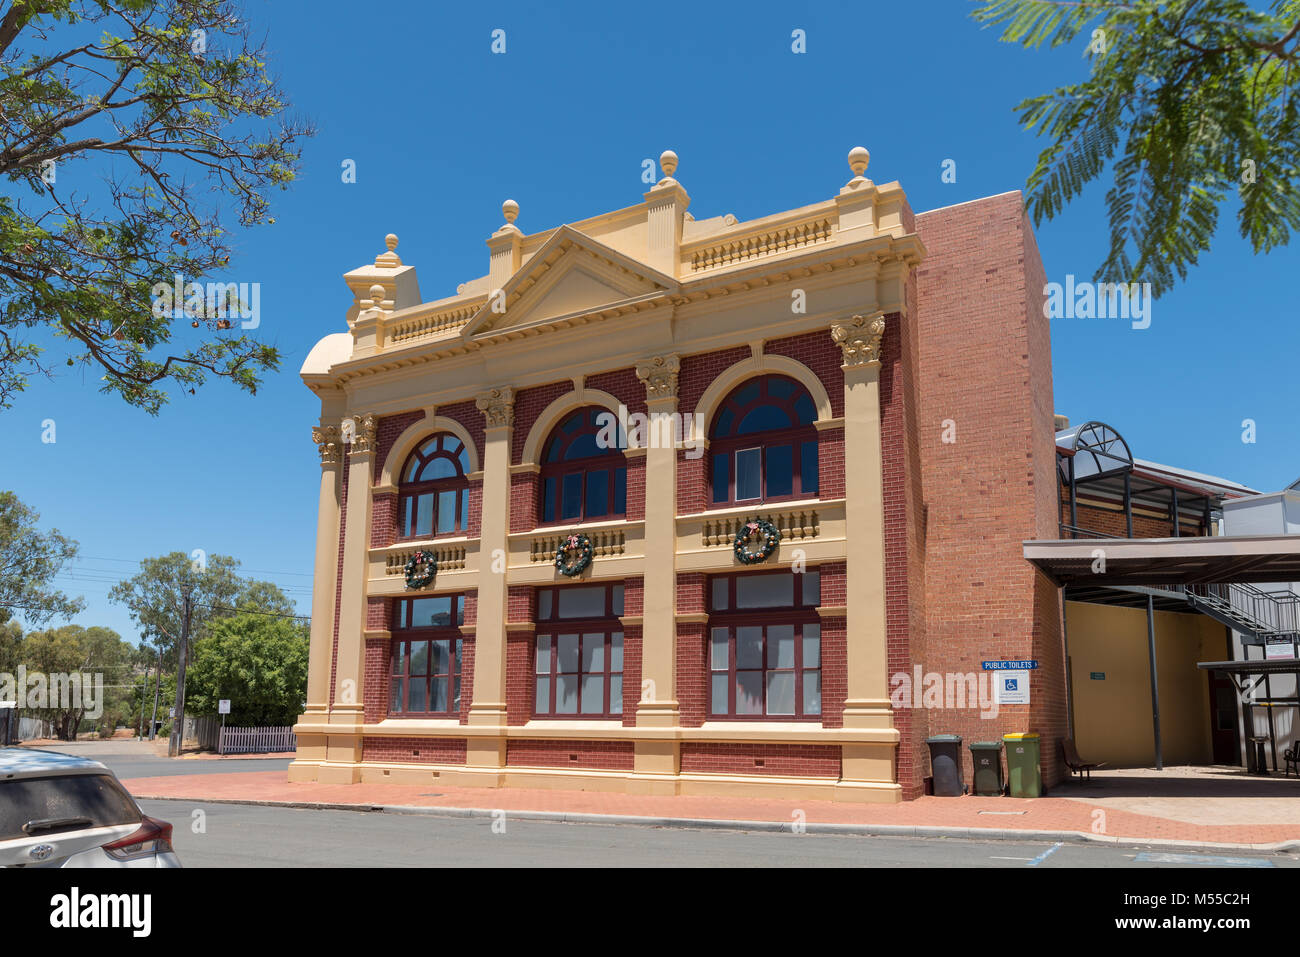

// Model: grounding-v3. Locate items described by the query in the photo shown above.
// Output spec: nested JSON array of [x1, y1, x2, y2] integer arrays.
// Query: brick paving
[[120, 768, 1300, 848]]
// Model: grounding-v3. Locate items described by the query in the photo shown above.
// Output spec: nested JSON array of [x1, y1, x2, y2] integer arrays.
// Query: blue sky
[[5, 0, 1297, 643]]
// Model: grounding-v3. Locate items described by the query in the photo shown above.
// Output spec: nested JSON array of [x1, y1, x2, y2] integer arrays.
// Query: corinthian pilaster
[[831, 312, 886, 369]]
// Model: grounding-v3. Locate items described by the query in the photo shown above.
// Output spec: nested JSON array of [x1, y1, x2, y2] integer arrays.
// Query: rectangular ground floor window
[[389, 594, 466, 716], [708, 569, 821, 719], [534, 582, 625, 718]]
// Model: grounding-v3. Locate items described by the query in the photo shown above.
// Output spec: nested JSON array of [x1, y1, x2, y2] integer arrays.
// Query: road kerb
[[129, 793, 1300, 854]]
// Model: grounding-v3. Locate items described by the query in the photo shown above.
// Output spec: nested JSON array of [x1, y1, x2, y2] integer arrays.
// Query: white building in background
[[1221, 478, 1300, 767]]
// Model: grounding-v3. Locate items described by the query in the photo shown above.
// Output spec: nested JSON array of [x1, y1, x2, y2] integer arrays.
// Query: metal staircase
[[1180, 583, 1300, 645]]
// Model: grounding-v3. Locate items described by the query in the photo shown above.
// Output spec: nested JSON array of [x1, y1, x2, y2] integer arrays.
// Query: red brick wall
[[819, 427, 844, 499], [1065, 497, 1204, 539], [679, 743, 840, 778], [370, 492, 396, 548], [363, 636, 388, 724], [373, 410, 426, 484], [362, 736, 467, 764], [507, 739, 634, 771], [913, 192, 1067, 790], [512, 382, 570, 465], [620, 577, 644, 726], [506, 630, 534, 726], [510, 472, 537, 534], [366, 597, 388, 629], [765, 330, 844, 417], [817, 562, 847, 729], [438, 399, 485, 473], [676, 573, 707, 726]]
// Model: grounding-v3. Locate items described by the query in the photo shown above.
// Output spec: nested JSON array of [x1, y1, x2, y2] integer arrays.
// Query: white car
[[0, 748, 181, 868]]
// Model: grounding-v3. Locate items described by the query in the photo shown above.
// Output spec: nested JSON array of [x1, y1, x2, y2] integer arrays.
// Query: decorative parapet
[[386, 298, 485, 345], [701, 509, 821, 547], [382, 543, 469, 576], [685, 215, 834, 273], [530, 529, 626, 563]]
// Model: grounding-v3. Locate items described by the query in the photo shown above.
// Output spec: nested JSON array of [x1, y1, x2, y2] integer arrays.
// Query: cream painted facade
[[292, 149, 925, 802]]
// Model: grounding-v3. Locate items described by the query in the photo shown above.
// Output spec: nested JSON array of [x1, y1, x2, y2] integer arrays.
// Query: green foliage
[[15, 623, 135, 739], [973, 0, 1300, 295], [107, 550, 296, 668], [0, 0, 313, 411], [185, 612, 307, 726], [0, 489, 83, 626]]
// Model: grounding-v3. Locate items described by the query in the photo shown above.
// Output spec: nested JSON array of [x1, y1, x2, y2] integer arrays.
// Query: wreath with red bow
[[555, 533, 594, 577], [403, 550, 436, 589], [733, 518, 780, 564]]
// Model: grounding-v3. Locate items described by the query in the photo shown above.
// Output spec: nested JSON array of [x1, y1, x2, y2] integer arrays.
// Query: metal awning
[[1024, 534, 1300, 586]]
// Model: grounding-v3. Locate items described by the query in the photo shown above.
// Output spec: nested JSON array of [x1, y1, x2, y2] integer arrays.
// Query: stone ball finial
[[385, 233, 399, 252], [502, 199, 519, 224], [848, 146, 870, 177], [659, 150, 678, 178], [369, 284, 386, 303]]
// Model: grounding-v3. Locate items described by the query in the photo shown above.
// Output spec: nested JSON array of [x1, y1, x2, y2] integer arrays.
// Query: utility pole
[[136, 647, 149, 740], [168, 586, 194, 758], [149, 646, 161, 741]]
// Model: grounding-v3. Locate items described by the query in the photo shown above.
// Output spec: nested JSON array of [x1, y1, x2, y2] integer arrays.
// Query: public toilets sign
[[983, 660, 1036, 705]]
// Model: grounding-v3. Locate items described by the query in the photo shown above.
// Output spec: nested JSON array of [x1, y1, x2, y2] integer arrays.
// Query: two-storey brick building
[[292, 147, 1066, 801]]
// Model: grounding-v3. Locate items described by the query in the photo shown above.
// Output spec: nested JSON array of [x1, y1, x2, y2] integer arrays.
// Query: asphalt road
[[36, 742, 1300, 868], [30, 740, 292, 779], [137, 800, 1297, 868]]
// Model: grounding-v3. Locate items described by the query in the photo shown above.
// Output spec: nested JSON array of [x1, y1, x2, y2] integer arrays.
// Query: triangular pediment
[[462, 226, 676, 339]]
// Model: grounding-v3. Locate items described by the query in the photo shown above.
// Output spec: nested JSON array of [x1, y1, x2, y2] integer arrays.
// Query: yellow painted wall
[[1066, 601, 1230, 767]]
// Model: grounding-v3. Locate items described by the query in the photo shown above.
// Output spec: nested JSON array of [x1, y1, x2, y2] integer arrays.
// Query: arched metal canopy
[[1056, 420, 1133, 483]]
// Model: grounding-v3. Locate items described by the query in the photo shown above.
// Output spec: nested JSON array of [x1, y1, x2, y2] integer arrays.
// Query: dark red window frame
[[708, 375, 819, 508], [707, 570, 822, 720], [533, 583, 626, 719], [389, 595, 466, 717], [538, 407, 627, 525], [397, 433, 471, 540]]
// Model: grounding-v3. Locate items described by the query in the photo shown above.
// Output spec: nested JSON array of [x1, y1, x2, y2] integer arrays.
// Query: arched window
[[398, 433, 471, 538], [539, 407, 626, 524], [709, 375, 819, 505]]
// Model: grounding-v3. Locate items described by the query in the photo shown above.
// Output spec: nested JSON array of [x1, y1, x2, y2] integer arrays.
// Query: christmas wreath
[[403, 550, 436, 589], [733, 518, 781, 564], [555, 533, 594, 578]]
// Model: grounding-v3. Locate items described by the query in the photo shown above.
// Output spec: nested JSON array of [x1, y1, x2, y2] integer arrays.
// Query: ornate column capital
[[635, 354, 681, 401], [341, 413, 378, 454], [476, 387, 515, 429], [312, 424, 342, 466], [831, 312, 886, 369]]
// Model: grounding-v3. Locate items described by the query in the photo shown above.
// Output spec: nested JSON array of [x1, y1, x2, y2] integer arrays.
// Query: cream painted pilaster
[[306, 424, 343, 712], [831, 313, 900, 800], [630, 356, 682, 791], [318, 413, 376, 784], [467, 388, 514, 769], [289, 423, 344, 782]]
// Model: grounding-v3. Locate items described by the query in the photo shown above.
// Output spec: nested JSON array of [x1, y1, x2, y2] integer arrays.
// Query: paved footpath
[[119, 769, 1300, 851]]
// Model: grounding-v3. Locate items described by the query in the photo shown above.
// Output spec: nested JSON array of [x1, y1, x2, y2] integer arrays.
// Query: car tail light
[[103, 816, 174, 861]]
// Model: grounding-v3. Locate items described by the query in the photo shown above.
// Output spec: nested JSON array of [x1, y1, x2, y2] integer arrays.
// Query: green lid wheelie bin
[[926, 734, 964, 796], [1003, 732, 1041, 798], [970, 741, 1003, 796]]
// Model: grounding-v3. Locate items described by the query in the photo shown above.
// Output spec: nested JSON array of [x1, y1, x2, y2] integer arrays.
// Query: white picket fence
[[218, 725, 297, 755]]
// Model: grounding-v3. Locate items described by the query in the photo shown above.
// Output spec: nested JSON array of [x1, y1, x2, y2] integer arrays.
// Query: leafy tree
[[0, 0, 313, 411], [974, 0, 1300, 295], [185, 611, 306, 726], [19, 623, 133, 739], [0, 610, 22, 676], [108, 551, 299, 752], [0, 489, 83, 625]]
